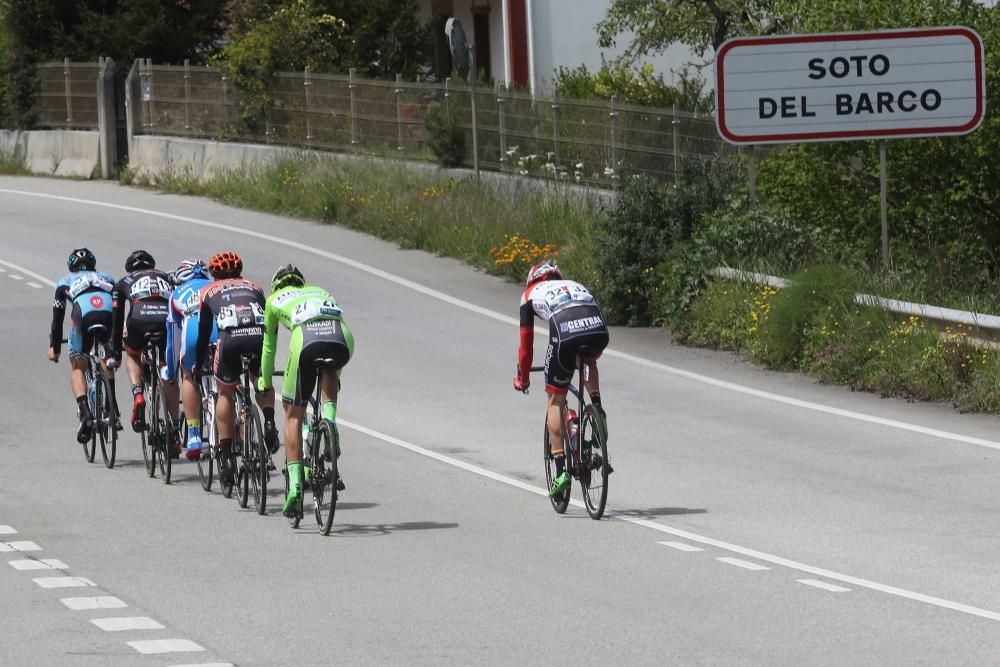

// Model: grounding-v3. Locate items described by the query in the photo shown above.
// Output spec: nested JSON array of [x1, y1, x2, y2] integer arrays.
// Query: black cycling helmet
[[67, 247, 96, 272], [125, 249, 155, 273], [271, 264, 305, 292]]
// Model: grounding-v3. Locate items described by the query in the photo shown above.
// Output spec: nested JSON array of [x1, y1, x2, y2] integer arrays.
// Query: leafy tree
[[324, 0, 430, 79]]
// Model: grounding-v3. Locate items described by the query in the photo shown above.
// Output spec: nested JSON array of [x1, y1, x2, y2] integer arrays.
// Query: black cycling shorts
[[69, 305, 112, 360], [123, 301, 168, 355], [543, 305, 609, 395], [282, 319, 352, 407], [215, 327, 264, 386]]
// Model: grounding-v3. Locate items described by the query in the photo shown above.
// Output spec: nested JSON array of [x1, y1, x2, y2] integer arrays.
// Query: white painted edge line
[[339, 418, 1000, 623], [0, 258, 55, 286], [33, 576, 96, 588], [91, 616, 165, 632], [25, 281, 42, 288], [2, 189, 998, 454], [658, 541, 704, 552], [798, 579, 852, 593], [0, 541, 41, 552], [718, 557, 771, 571], [61, 596, 128, 610], [9, 559, 68, 570], [0, 525, 16, 535], [167, 664, 234, 667], [8, 274, 23, 280], [0, 266, 6, 272], [128, 639, 205, 655]]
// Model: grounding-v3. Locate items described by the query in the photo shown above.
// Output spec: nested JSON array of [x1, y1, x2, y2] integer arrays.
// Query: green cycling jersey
[[260, 284, 346, 390]]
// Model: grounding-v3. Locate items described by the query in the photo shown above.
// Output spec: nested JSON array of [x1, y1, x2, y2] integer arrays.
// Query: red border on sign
[[715, 27, 985, 144]]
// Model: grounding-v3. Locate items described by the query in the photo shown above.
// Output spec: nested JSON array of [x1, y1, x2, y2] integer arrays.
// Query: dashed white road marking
[[8, 274, 23, 280], [0, 541, 41, 552], [168, 664, 234, 667], [0, 525, 16, 534], [4, 188, 1000, 455], [61, 596, 128, 610], [659, 541, 704, 552], [33, 576, 96, 588], [128, 639, 205, 655], [718, 557, 771, 571], [25, 281, 42, 288], [91, 616, 164, 632], [798, 579, 852, 593], [9, 559, 67, 570]]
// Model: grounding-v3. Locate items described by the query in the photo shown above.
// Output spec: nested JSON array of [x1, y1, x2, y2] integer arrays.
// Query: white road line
[[91, 616, 164, 632], [718, 557, 771, 571], [0, 258, 56, 286], [798, 579, 852, 593], [167, 664, 234, 667], [0, 525, 16, 534], [1, 189, 997, 454], [9, 559, 67, 570], [8, 274, 23, 280], [61, 596, 128, 610], [25, 281, 42, 288], [128, 639, 205, 655], [0, 266, 5, 271], [658, 541, 704, 552], [339, 418, 1000, 623], [33, 576, 96, 588], [0, 541, 41, 552]]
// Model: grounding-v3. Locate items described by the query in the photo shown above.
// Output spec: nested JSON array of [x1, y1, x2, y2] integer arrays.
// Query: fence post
[[303, 66, 312, 142], [265, 106, 272, 143], [879, 139, 889, 267], [552, 90, 561, 174], [146, 59, 155, 129], [96, 57, 117, 179], [221, 72, 228, 131], [63, 57, 73, 125], [349, 67, 359, 146], [444, 77, 450, 112], [497, 82, 507, 169], [609, 95, 619, 182], [124, 58, 139, 159], [671, 103, 679, 185], [395, 73, 404, 152], [183, 59, 191, 132]]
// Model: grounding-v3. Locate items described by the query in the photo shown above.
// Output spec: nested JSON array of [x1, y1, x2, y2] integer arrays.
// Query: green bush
[[424, 104, 466, 168], [553, 60, 712, 112]]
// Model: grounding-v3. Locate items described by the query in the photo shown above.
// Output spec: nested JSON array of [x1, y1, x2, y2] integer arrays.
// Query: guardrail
[[711, 267, 1000, 344]]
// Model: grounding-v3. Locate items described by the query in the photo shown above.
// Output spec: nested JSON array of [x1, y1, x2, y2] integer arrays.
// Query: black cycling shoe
[[218, 454, 235, 485], [264, 420, 280, 454], [335, 474, 345, 492], [76, 416, 94, 444]]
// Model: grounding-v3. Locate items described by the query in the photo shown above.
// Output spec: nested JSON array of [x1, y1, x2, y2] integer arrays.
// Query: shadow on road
[[332, 521, 460, 537], [614, 507, 708, 519]]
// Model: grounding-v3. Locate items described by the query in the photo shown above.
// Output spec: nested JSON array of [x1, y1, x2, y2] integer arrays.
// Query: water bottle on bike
[[565, 409, 579, 454]]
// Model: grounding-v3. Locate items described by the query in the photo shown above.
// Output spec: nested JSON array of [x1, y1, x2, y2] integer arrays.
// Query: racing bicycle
[[530, 351, 610, 519], [62, 332, 118, 467], [234, 353, 268, 515], [138, 331, 178, 484]]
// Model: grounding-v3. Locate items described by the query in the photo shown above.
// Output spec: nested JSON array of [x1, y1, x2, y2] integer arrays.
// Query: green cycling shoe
[[282, 489, 303, 518], [548, 472, 570, 498]]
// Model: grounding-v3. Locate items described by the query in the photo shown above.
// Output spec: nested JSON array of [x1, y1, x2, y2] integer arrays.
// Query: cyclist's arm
[[516, 299, 535, 383], [49, 284, 69, 354], [110, 277, 127, 359], [259, 296, 280, 389]]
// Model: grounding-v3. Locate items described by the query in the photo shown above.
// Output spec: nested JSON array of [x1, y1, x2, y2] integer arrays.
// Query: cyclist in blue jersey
[[47, 248, 121, 444], [162, 259, 217, 459]]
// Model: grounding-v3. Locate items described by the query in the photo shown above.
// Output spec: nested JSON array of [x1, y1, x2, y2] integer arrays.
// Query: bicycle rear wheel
[[311, 419, 339, 535], [95, 372, 117, 468], [142, 377, 157, 478], [245, 401, 267, 515], [543, 419, 570, 514], [579, 405, 609, 519], [81, 367, 97, 463], [234, 392, 250, 508], [196, 393, 214, 492], [157, 384, 172, 484]]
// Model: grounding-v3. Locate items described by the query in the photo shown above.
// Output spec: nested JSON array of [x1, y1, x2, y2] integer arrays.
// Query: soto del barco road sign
[[714, 27, 985, 144]]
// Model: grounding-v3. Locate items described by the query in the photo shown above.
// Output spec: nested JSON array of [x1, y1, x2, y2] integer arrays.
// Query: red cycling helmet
[[209, 251, 243, 279], [526, 260, 562, 288]]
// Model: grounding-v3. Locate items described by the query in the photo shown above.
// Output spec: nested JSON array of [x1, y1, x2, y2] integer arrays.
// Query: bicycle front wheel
[[155, 380, 171, 484], [234, 392, 250, 508], [245, 401, 267, 515], [311, 419, 339, 535], [579, 405, 609, 519], [196, 395, 214, 492], [81, 368, 97, 463], [95, 372, 117, 469], [142, 378, 157, 478], [543, 419, 570, 514]]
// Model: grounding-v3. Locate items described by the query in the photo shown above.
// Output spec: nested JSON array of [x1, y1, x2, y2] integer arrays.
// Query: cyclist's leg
[[213, 333, 241, 481], [280, 335, 310, 514], [122, 318, 148, 431], [179, 318, 204, 454]]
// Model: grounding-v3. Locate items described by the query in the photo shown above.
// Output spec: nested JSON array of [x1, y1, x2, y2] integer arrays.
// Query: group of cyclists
[[48, 247, 353, 517], [47, 246, 609, 515]]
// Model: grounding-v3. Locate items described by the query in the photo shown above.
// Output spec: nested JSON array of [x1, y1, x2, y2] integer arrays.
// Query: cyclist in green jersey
[[258, 265, 355, 517]]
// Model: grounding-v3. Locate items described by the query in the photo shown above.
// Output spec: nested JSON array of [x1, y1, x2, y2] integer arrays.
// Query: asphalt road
[[2, 176, 1000, 666]]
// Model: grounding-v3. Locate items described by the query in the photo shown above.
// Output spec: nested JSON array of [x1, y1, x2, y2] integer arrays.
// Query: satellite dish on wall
[[445, 17, 471, 81]]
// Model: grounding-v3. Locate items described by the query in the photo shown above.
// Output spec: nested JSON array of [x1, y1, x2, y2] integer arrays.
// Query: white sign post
[[714, 27, 986, 266]]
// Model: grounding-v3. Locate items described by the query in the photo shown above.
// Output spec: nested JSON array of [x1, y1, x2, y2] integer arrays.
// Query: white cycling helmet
[[172, 258, 208, 284], [526, 260, 562, 288]]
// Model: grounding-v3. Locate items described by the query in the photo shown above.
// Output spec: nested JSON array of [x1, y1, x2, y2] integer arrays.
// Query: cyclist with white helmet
[[163, 259, 217, 459], [48, 248, 120, 444], [513, 259, 610, 497]]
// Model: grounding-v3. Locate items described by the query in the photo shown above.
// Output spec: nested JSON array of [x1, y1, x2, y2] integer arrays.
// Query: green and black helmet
[[271, 264, 305, 292]]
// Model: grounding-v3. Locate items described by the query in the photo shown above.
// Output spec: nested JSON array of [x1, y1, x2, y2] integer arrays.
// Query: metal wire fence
[[33, 60, 733, 186]]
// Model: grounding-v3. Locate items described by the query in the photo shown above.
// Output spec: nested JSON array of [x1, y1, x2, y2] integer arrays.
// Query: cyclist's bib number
[[179, 291, 200, 317], [217, 303, 265, 330], [290, 299, 342, 326], [69, 275, 113, 298], [130, 275, 171, 300], [543, 284, 592, 310]]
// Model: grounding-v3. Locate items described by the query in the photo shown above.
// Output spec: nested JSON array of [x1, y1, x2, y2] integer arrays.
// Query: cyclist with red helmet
[[195, 251, 279, 484], [513, 259, 610, 497], [110, 250, 178, 439], [48, 248, 120, 444]]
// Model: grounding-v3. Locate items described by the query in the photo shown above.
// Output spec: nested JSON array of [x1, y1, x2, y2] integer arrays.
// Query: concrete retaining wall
[[0, 130, 100, 178]]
